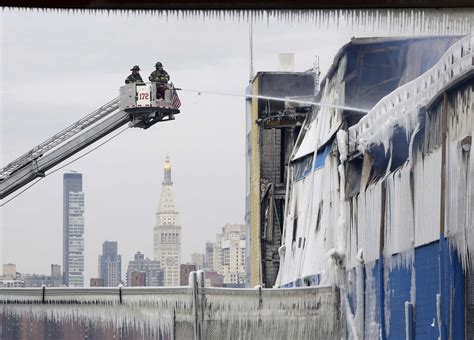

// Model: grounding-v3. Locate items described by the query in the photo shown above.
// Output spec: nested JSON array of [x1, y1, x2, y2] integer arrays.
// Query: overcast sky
[[1, 9, 470, 285]]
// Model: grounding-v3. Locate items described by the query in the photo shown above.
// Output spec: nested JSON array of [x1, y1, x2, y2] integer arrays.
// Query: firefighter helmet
[[155, 62, 163, 68], [130, 65, 141, 71]]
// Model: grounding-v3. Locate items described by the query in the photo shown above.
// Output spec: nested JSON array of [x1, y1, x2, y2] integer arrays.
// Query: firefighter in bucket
[[149, 62, 170, 100]]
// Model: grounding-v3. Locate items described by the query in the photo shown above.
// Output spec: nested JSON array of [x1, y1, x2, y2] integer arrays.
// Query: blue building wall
[[439, 237, 465, 340], [414, 242, 440, 339], [278, 239, 465, 339], [386, 258, 412, 339], [341, 239, 465, 339]]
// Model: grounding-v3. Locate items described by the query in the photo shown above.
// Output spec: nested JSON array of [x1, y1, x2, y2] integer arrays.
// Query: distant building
[[213, 236, 222, 274], [98, 241, 122, 287], [2, 263, 17, 280], [217, 224, 246, 285], [63, 172, 84, 287], [22, 274, 52, 287], [190, 253, 205, 270], [0, 279, 24, 288], [204, 241, 214, 271], [1, 264, 61, 287], [129, 271, 146, 287], [153, 157, 181, 286], [179, 264, 196, 286], [90, 278, 103, 287], [51, 264, 62, 287], [126, 252, 163, 287], [204, 271, 224, 288]]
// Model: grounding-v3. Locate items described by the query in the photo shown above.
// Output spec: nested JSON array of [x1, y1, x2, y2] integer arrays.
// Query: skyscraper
[[98, 241, 122, 287], [63, 172, 84, 287], [154, 156, 181, 286]]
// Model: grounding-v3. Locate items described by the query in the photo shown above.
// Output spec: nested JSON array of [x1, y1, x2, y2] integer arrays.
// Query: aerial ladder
[[0, 82, 181, 200]]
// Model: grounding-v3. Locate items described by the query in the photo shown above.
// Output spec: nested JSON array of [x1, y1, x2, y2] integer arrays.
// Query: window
[[314, 144, 331, 170], [293, 154, 314, 181], [315, 201, 323, 231], [292, 217, 298, 243]]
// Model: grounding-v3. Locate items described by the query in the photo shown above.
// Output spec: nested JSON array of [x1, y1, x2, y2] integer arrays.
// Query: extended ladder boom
[[0, 106, 128, 199], [0, 82, 181, 200]]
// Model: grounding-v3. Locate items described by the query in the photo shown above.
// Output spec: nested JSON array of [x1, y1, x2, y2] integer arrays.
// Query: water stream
[[180, 88, 370, 113]]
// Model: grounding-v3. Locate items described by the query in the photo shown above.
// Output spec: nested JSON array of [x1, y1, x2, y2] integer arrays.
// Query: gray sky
[[2, 9, 463, 284]]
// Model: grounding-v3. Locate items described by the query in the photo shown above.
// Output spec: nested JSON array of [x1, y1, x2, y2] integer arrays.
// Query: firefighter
[[125, 65, 144, 84], [149, 62, 170, 99]]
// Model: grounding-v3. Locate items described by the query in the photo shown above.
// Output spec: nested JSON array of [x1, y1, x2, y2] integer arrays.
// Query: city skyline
[[1, 161, 245, 286]]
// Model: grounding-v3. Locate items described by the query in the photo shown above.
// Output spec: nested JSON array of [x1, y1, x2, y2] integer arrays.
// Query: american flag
[[171, 89, 181, 109]]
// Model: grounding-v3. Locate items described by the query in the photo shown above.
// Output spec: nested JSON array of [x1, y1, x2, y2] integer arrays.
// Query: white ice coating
[[278, 35, 474, 290], [349, 34, 474, 155], [0, 287, 193, 336], [414, 148, 442, 247], [277, 151, 340, 287], [364, 262, 381, 339], [0, 286, 340, 339], [445, 83, 474, 270], [384, 165, 415, 259], [334, 130, 348, 272], [354, 261, 365, 339], [347, 182, 383, 268], [203, 287, 339, 339], [280, 35, 453, 288], [435, 293, 442, 336], [343, 290, 359, 340]]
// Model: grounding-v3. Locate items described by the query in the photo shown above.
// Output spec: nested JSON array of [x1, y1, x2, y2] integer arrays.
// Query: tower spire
[[163, 155, 172, 185]]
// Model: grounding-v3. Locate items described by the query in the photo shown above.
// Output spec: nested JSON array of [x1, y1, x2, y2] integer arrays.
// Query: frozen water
[[4, 8, 473, 37]]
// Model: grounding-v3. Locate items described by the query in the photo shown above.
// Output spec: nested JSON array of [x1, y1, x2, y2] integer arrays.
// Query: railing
[[349, 34, 474, 153], [0, 282, 339, 339], [0, 97, 120, 180]]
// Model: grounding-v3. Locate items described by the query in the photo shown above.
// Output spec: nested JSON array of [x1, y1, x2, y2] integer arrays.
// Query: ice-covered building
[[276, 35, 473, 338]]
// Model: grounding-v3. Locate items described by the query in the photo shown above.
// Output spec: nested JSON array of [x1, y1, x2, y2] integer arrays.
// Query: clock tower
[[153, 156, 181, 286]]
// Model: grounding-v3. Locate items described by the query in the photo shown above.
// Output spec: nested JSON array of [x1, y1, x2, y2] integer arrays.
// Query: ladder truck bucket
[[119, 82, 181, 129]]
